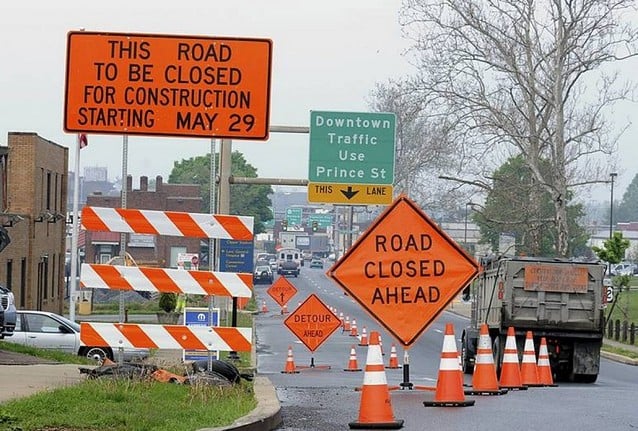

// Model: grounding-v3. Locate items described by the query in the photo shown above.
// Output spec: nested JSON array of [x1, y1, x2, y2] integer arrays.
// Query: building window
[[46, 171, 52, 210], [20, 258, 26, 308], [51, 254, 56, 299], [6, 260, 12, 291]]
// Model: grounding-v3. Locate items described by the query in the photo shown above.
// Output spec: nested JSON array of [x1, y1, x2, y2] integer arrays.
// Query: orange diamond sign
[[267, 276, 298, 307], [284, 294, 341, 352], [328, 195, 479, 347]]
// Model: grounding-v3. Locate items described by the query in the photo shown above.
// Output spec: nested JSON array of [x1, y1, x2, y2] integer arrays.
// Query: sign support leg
[[400, 350, 413, 390]]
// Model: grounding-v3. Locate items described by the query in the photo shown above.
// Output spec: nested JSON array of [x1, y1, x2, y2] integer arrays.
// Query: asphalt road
[[255, 268, 638, 431]]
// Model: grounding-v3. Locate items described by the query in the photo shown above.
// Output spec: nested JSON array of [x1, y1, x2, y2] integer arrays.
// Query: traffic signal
[[312, 221, 318, 232], [282, 219, 288, 231]]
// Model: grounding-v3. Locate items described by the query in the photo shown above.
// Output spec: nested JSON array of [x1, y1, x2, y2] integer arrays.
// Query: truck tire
[[573, 373, 598, 383], [461, 331, 475, 374], [492, 334, 505, 375]]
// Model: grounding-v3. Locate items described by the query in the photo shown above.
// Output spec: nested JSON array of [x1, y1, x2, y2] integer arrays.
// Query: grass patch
[[607, 288, 638, 323], [0, 378, 256, 431], [602, 343, 638, 360], [0, 310, 257, 430]]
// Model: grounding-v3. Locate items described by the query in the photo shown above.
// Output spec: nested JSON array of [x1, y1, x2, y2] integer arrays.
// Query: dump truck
[[461, 256, 606, 383]]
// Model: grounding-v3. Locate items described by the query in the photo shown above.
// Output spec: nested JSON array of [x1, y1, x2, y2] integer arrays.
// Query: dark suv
[[0, 284, 16, 339]]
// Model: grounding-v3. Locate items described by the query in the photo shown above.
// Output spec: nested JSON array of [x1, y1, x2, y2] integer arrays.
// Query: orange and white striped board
[[80, 264, 253, 298], [81, 206, 253, 240], [80, 322, 252, 352]]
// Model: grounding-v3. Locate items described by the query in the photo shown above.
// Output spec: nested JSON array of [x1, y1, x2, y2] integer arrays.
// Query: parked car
[[611, 263, 635, 276], [0, 285, 16, 339], [309, 258, 324, 269], [8, 310, 149, 363], [253, 265, 273, 284]]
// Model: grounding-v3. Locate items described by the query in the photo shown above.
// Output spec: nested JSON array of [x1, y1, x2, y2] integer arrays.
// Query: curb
[[198, 376, 282, 431], [601, 350, 638, 366]]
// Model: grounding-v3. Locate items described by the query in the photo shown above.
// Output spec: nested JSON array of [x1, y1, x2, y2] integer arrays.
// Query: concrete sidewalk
[[0, 363, 84, 404]]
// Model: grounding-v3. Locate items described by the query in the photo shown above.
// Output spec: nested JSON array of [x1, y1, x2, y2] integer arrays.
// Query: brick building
[[0, 132, 68, 313], [84, 175, 202, 268]]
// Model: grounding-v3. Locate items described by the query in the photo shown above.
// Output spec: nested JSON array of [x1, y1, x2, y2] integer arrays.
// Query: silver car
[[9, 310, 149, 363], [0, 285, 16, 339]]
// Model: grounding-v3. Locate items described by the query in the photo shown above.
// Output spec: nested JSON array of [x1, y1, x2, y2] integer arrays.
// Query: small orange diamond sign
[[328, 195, 479, 347], [267, 277, 298, 307], [284, 294, 341, 352]]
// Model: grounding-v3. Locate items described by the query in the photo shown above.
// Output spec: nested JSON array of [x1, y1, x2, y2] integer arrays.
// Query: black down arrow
[[340, 186, 359, 200]]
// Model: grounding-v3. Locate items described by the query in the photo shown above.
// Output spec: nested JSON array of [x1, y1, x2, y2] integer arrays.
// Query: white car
[[611, 263, 635, 276], [8, 310, 149, 363]]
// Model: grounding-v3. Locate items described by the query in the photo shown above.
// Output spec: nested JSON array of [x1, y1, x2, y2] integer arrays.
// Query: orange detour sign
[[328, 195, 479, 347], [267, 277, 298, 307], [284, 294, 341, 352], [64, 31, 272, 140]]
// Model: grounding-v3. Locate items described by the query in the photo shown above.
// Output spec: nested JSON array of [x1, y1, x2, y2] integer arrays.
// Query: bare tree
[[368, 79, 466, 214], [400, 0, 637, 256]]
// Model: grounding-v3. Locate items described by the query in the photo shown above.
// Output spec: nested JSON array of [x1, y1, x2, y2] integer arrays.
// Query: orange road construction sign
[[64, 31, 272, 140], [267, 276, 298, 307], [327, 195, 479, 347], [284, 294, 341, 352]]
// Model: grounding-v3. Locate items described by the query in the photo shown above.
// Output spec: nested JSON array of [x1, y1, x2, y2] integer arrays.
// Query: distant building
[[67, 166, 118, 212], [0, 132, 68, 313], [84, 175, 202, 268]]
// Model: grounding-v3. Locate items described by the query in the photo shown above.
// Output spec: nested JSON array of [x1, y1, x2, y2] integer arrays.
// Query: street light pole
[[609, 172, 617, 239]]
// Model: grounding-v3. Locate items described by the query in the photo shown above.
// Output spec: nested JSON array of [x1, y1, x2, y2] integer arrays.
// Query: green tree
[[168, 151, 273, 234], [592, 231, 630, 267], [475, 155, 587, 257], [616, 173, 638, 223]]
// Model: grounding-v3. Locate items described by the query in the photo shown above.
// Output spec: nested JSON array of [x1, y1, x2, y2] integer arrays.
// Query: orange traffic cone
[[465, 324, 507, 395], [358, 326, 369, 346], [281, 303, 289, 315], [521, 331, 542, 387], [349, 331, 403, 429], [424, 323, 475, 407], [499, 327, 527, 390], [261, 300, 269, 313], [339, 312, 344, 326], [343, 316, 351, 333], [281, 345, 299, 374], [350, 319, 359, 337], [344, 345, 362, 372], [386, 344, 401, 369], [537, 337, 557, 387]]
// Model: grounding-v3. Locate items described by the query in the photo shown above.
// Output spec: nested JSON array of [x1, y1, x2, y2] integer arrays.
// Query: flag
[[78, 133, 88, 149]]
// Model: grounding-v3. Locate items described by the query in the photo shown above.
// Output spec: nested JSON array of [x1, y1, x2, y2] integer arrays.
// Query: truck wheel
[[461, 331, 474, 374], [573, 373, 598, 383], [492, 335, 505, 375]]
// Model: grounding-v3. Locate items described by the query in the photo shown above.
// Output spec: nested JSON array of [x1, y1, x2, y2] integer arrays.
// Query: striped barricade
[[80, 322, 252, 352], [80, 263, 253, 298], [81, 206, 254, 240]]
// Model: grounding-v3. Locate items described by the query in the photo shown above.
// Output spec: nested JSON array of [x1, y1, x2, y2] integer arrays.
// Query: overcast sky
[[1, 1, 636, 203]]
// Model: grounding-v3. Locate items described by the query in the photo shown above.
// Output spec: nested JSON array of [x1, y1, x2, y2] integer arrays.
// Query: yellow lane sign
[[307, 182, 393, 205]]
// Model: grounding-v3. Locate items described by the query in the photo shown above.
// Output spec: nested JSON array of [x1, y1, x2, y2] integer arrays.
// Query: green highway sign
[[286, 207, 303, 226], [309, 111, 396, 185], [307, 213, 333, 228]]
